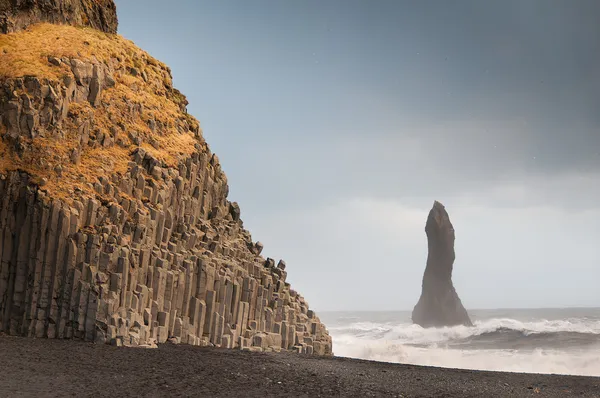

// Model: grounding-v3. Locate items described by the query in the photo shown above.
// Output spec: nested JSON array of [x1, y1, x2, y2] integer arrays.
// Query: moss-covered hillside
[[0, 23, 200, 200]]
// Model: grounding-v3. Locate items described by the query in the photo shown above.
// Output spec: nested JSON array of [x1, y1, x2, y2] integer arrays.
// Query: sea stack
[[412, 201, 472, 328], [0, 0, 331, 355]]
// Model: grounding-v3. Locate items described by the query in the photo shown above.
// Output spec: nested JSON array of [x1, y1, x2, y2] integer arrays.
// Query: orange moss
[[0, 23, 166, 79], [0, 23, 203, 200]]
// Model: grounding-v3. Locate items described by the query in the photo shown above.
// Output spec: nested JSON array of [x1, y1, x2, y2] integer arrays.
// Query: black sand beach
[[0, 336, 598, 397]]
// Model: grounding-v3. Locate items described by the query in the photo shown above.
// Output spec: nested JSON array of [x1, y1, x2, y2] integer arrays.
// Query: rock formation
[[0, 1, 332, 355], [0, 0, 117, 34], [412, 201, 472, 328]]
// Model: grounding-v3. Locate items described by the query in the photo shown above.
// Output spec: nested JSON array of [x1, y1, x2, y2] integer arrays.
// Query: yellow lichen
[[0, 23, 166, 79], [0, 23, 203, 200]]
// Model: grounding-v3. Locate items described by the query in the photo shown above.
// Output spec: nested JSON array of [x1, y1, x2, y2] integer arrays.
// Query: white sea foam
[[328, 317, 600, 376], [329, 317, 600, 342]]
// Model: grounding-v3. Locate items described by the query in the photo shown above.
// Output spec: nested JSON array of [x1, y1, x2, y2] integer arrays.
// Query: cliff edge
[[0, 1, 332, 355], [0, 0, 117, 34], [412, 201, 472, 328]]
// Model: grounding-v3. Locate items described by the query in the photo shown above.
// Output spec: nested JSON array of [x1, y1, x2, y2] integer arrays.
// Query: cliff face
[[0, 0, 117, 34], [0, 5, 331, 355], [412, 201, 472, 328]]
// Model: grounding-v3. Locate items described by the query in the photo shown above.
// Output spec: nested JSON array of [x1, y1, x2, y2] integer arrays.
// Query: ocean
[[319, 308, 600, 377]]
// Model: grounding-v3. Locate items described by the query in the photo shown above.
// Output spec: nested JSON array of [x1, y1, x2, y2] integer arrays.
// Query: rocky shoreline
[[1, 336, 598, 397]]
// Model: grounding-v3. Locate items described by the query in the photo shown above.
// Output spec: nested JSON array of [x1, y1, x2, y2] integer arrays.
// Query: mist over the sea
[[321, 308, 600, 377]]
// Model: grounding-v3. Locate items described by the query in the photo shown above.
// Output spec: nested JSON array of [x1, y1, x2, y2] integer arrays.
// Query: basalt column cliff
[[412, 201, 472, 328], [0, 1, 332, 355]]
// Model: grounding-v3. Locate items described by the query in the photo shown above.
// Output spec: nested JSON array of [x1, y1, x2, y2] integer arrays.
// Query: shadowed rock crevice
[[412, 201, 472, 328]]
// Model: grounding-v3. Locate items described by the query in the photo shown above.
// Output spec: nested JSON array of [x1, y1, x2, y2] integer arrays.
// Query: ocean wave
[[328, 317, 600, 376], [330, 317, 600, 346], [332, 339, 600, 377]]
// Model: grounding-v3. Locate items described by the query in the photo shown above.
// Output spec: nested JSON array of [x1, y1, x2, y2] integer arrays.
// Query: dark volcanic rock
[[0, 4, 331, 355], [412, 201, 472, 328], [0, 0, 118, 34]]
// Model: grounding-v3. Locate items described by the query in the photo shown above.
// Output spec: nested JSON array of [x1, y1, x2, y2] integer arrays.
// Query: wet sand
[[0, 336, 598, 397]]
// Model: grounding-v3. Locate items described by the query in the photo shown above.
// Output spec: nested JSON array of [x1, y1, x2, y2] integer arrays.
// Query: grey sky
[[115, 0, 600, 311]]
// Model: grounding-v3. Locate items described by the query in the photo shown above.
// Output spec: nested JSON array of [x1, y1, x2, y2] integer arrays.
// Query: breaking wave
[[328, 317, 600, 376]]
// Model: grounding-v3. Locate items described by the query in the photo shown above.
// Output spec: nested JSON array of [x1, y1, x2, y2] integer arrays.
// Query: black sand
[[0, 336, 598, 397]]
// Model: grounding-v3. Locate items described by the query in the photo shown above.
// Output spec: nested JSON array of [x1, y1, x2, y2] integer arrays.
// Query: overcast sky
[[115, 0, 600, 311]]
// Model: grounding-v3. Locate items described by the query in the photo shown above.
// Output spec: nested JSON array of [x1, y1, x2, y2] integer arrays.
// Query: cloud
[[244, 178, 600, 311], [450, 171, 600, 211], [224, 115, 600, 216]]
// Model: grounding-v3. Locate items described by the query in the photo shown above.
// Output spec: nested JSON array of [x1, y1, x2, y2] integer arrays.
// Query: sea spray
[[322, 308, 600, 377]]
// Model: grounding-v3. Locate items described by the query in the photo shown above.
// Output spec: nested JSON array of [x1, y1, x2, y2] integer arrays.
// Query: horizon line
[[318, 306, 600, 313]]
